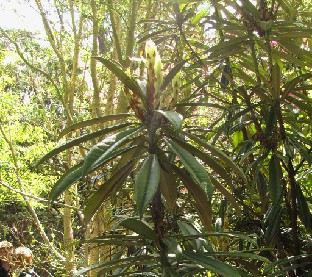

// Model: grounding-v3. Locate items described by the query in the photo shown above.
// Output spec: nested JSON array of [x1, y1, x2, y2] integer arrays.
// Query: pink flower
[[270, 40, 278, 48]]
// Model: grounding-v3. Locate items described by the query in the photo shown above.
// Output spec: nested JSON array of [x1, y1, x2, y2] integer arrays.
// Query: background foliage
[[0, 0, 311, 276]]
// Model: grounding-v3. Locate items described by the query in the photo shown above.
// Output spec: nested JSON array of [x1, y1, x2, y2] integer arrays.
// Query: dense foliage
[[0, 0, 311, 276]]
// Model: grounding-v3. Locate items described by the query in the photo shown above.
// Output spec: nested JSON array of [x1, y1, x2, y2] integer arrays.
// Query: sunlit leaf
[[94, 57, 146, 104], [159, 60, 187, 93], [183, 132, 247, 184], [58, 114, 133, 138], [35, 123, 132, 166], [232, 131, 244, 148], [157, 110, 183, 131], [82, 126, 142, 176], [166, 139, 213, 200]]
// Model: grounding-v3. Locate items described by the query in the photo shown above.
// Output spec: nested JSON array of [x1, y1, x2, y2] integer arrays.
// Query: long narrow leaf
[[74, 255, 155, 276], [83, 159, 138, 223], [268, 154, 282, 203], [169, 163, 213, 232], [94, 57, 146, 104], [35, 123, 131, 166], [58, 113, 133, 138], [184, 252, 241, 277], [166, 139, 213, 200], [156, 110, 183, 131], [49, 163, 83, 201], [134, 154, 160, 219], [82, 126, 142, 176], [183, 132, 247, 184], [118, 218, 158, 241]]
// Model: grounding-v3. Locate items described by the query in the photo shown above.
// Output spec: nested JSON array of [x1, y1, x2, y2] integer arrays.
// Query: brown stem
[[151, 187, 169, 268]]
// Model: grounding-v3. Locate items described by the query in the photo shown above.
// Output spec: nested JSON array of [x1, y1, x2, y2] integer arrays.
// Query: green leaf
[[82, 126, 142, 176], [208, 36, 249, 59], [264, 105, 276, 136], [191, 6, 210, 24], [94, 57, 146, 104], [271, 63, 281, 99], [35, 123, 131, 166], [134, 154, 160, 219], [240, 0, 261, 20], [207, 251, 269, 262], [232, 131, 244, 148], [166, 139, 213, 200], [264, 198, 282, 244], [58, 113, 133, 138], [83, 159, 137, 223], [159, 60, 187, 92], [282, 74, 312, 99], [169, 164, 213, 232], [268, 154, 282, 203], [288, 136, 312, 165], [118, 218, 158, 241], [157, 110, 183, 131], [74, 255, 155, 276], [49, 163, 83, 201], [159, 167, 177, 211], [184, 252, 241, 277], [296, 184, 312, 231], [183, 132, 247, 184]]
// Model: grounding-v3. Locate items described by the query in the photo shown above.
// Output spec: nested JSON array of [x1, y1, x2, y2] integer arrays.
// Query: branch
[[0, 181, 81, 211]]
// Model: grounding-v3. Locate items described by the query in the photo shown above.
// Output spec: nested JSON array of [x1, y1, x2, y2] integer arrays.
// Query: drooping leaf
[[82, 126, 142, 176], [159, 167, 177, 211], [257, 171, 268, 207], [184, 252, 242, 277], [35, 123, 131, 166], [263, 254, 312, 274], [183, 132, 247, 184], [74, 255, 155, 276], [208, 36, 249, 59], [58, 114, 133, 138], [165, 134, 232, 185], [157, 110, 183, 131], [288, 136, 312, 165], [170, 164, 213, 232], [134, 154, 160, 219], [118, 218, 158, 241], [166, 139, 213, 200], [264, 197, 282, 245], [94, 57, 146, 104], [83, 159, 137, 223], [239, 0, 261, 20], [271, 63, 281, 99], [282, 73, 312, 99], [49, 163, 83, 201], [268, 154, 282, 203], [206, 251, 269, 262], [296, 184, 312, 231]]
